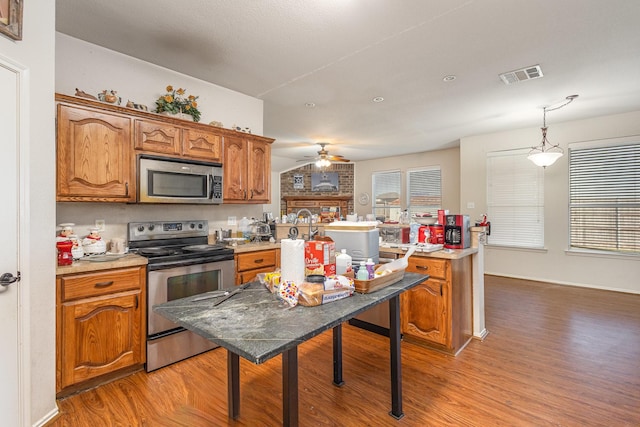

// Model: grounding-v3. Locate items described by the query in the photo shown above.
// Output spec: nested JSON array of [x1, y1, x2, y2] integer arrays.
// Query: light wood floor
[[47, 275, 640, 426]]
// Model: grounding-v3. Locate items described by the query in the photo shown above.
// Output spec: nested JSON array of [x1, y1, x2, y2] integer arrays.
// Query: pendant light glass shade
[[527, 126, 564, 167]]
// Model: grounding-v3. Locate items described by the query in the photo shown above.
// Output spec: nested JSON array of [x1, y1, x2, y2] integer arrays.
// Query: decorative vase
[[159, 111, 194, 122]]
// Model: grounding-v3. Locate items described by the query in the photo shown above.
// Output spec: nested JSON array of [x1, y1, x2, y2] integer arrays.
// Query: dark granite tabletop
[[153, 272, 427, 364]]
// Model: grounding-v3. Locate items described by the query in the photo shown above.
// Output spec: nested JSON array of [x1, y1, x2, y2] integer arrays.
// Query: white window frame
[[568, 136, 640, 255], [486, 149, 545, 249]]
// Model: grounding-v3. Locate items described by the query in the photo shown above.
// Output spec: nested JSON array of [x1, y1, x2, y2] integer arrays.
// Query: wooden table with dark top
[[154, 272, 427, 427]]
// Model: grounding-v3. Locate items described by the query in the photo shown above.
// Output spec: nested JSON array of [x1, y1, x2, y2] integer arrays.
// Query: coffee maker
[[444, 214, 470, 249]]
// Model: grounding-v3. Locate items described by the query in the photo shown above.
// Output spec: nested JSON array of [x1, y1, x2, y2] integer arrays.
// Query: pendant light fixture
[[528, 94, 578, 167]]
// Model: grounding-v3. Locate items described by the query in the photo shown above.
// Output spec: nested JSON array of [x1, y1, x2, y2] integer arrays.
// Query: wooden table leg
[[282, 346, 299, 427], [227, 350, 240, 420], [333, 324, 345, 386], [389, 296, 404, 419]]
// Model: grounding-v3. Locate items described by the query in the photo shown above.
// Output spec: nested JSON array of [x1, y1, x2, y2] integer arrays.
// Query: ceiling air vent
[[499, 65, 544, 85]]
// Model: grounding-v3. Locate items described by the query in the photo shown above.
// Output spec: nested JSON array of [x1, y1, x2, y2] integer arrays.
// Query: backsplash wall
[[56, 202, 264, 245]]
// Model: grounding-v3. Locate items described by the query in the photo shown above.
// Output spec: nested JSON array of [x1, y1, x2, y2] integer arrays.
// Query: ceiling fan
[[299, 143, 350, 166]]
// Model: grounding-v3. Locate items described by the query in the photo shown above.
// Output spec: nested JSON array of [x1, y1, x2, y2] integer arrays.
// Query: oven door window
[[167, 270, 220, 301], [149, 170, 208, 198]]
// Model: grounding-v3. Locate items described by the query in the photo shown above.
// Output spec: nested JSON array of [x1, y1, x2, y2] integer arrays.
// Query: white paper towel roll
[[280, 238, 305, 285]]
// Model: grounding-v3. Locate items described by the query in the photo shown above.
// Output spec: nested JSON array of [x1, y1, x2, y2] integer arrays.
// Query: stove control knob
[[148, 224, 155, 231], [189, 223, 195, 229], [137, 225, 145, 232], [197, 223, 203, 229]]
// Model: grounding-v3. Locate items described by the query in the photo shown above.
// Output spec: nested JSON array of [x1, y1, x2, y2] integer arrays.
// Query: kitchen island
[[154, 272, 428, 427]]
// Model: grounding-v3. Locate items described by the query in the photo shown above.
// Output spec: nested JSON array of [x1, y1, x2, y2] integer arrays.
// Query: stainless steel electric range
[[128, 220, 235, 372]]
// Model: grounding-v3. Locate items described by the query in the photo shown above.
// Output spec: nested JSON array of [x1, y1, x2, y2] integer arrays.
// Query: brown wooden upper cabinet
[[223, 134, 272, 203], [56, 102, 135, 202], [133, 118, 222, 162], [56, 93, 273, 203]]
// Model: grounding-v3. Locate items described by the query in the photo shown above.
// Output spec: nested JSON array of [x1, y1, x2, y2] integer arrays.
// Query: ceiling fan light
[[316, 158, 331, 168]]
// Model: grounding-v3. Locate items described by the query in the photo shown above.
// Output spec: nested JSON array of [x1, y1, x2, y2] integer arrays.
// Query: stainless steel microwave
[[138, 155, 223, 204]]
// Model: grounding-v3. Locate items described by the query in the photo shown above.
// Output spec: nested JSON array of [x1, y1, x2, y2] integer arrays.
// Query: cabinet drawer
[[237, 266, 277, 285], [407, 257, 447, 280], [236, 250, 277, 272], [61, 267, 142, 301]]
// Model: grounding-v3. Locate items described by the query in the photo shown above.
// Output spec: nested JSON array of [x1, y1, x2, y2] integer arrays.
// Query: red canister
[[429, 224, 444, 244], [56, 240, 74, 266], [417, 226, 430, 243]]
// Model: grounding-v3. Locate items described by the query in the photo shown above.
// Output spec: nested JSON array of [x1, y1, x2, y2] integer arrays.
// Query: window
[[569, 140, 640, 254], [407, 167, 441, 217], [486, 150, 545, 248], [372, 170, 401, 221]]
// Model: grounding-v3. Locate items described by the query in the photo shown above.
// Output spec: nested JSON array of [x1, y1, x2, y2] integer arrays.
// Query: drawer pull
[[416, 265, 429, 271], [254, 258, 264, 264], [94, 280, 114, 288]]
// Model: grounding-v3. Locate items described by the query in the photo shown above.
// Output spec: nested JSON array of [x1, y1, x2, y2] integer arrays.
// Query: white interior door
[[0, 59, 22, 427]]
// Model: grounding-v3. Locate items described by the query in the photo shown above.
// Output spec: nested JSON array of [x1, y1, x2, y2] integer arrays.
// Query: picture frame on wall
[[0, 0, 23, 41], [311, 172, 339, 192]]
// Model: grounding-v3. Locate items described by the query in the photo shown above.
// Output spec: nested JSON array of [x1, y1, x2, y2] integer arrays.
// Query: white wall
[[55, 34, 270, 238], [56, 33, 263, 134], [460, 111, 640, 294], [354, 147, 461, 217], [0, 0, 57, 424]]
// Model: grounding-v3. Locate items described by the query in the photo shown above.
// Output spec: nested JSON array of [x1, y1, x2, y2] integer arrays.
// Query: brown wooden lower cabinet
[[56, 266, 146, 396], [401, 256, 472, 355], [235, 248, 280, 285]]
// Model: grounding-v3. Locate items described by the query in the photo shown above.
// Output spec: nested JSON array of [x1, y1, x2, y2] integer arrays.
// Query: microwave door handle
[[209, 175, 214, 200]]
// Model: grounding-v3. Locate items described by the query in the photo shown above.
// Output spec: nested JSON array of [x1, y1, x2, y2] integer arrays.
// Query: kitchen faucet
[[295, 208, 318, 240]]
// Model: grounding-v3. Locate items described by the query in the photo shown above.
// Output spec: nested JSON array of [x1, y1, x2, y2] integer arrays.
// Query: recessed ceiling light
[[372, 96, 384, 103], [305, 102, 316, 108], [443, 75, 457, 82]]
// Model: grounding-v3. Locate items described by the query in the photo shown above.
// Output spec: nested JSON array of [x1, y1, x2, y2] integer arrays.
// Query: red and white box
[[304, 240, 336, 276]]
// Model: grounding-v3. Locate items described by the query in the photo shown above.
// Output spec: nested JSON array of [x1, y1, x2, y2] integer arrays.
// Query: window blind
[[407, 167, 442, 217], [372, 170, 401, 220], [569, 142, 640, 254], [486, 150, 545, 248]]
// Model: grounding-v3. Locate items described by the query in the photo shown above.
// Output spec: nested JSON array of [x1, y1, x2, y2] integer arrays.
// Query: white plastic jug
[[336, 249, 352, 275]]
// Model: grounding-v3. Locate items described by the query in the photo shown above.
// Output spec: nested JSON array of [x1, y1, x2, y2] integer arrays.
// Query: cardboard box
[[305, 240, 336, 276]]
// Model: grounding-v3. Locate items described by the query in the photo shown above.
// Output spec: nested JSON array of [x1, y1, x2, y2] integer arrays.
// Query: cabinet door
[[247, 139, 271, 203], [134, 119, 181, 155], [183, 128, 222, 162], [60, 291, 143, 388], [401, 278, 450, 346], [223, 135, 248, 201], [57, 104, 134, 202]]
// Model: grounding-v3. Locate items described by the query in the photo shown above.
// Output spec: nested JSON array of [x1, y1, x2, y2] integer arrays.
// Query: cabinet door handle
[[254, 258, 264, 264], [135, 295, 139, 309], [244, 189, 247, 199], [416, 265, 429, 271], [125, 182, 129, 196], [250, 189, 254, 199], [94, 280, 114, 288], [439, 283, 443, 297]]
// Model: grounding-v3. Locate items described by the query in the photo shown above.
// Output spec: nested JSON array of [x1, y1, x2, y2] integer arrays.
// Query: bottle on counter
[[356, 261, 369, 280], [365, 258, 375, 279], [336, 249, 352, 275]]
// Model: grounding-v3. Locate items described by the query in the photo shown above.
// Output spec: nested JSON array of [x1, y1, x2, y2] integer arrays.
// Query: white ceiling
[[55, 0, 640, 162]]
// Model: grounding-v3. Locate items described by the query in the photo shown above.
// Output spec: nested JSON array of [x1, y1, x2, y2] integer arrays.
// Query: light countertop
[[56, 253, 148, 276]]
